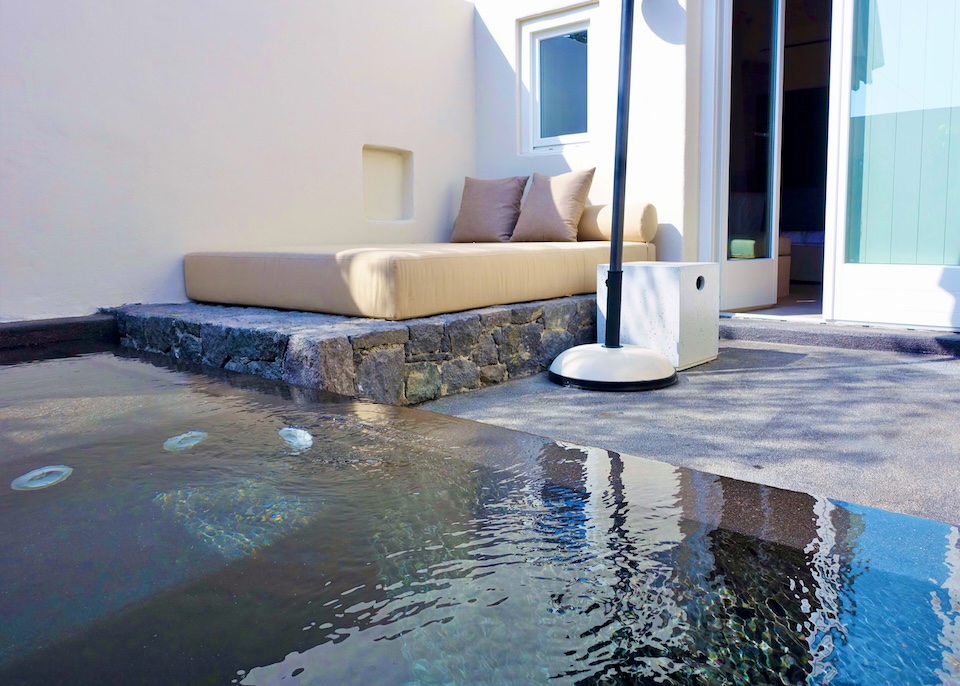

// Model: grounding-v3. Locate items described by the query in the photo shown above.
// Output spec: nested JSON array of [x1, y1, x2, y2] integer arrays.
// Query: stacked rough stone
[[113, 296, 595, 406]]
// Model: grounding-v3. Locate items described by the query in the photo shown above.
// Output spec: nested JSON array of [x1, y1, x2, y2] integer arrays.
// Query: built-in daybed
[[185, 172, 659, 321], [186, 204, 657, 321]]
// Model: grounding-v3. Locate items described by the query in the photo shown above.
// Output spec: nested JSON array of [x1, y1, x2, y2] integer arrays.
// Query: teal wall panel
[[915, 108, 951, 264], [846, 0, 959, 267], [945, 106, 960, 266], [861, 113, 896, 264], [846, 116, 866, 263], [888, 110, 923, 264]]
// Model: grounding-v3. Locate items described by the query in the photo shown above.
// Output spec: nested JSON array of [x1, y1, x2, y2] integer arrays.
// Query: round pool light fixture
[[11, 465, 74, 491], [163, 431, 208, 452], [279, 427, 313, 452]]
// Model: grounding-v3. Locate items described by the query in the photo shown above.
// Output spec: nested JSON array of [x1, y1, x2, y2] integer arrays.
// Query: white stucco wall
[[472, 0, 693, 262], [0, 0, 476, 321]]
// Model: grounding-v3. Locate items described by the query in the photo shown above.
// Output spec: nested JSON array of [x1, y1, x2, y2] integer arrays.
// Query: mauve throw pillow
[[450, 176, 530, 242], [510, 169, 596, 242]]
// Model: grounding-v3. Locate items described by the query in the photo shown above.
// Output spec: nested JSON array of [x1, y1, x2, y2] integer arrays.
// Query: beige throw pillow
[[450, 176, 529, 242], [510, 169, 596, 242]]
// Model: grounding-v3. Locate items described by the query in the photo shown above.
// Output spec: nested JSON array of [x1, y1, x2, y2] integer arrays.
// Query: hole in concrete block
[[362, 145, 413, 221]]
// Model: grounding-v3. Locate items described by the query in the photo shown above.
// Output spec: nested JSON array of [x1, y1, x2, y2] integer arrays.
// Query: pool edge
[[0, 313, 119, 349]]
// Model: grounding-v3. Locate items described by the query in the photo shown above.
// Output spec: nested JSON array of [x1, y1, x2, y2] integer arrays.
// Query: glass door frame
[[821, 0, 851, 325], [714, 0, 787, 311]]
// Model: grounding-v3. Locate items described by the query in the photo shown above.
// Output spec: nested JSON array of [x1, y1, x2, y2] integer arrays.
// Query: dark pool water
[[0, 347, 958, 685]]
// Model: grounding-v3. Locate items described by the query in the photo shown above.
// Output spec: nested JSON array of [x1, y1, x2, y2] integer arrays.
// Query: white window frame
[[519, 6, 595, 153]]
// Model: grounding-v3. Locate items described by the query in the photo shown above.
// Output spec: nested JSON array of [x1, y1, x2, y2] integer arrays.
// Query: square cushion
[[510, 169, 595, 242], [730, 239, 756, 258], [450, 176, 529, 242]]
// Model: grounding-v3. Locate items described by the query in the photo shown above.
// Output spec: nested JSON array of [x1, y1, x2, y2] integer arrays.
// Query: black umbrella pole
[[604, 270, 624, 348], [604, 0, 635, 350]]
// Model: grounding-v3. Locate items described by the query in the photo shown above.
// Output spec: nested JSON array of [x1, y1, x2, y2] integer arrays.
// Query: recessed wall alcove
[[362, 145, 413, 221]]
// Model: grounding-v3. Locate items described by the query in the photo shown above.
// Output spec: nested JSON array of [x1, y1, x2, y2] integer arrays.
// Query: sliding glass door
[[827, 0, 960, 328]]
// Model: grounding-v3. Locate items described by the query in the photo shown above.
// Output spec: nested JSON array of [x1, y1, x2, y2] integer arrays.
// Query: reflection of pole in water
[[588, 450, 689, 680], [605, 451, 632, 587]]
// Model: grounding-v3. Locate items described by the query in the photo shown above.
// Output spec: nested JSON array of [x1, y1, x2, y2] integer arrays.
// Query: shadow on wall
[[654, 223, 683, 263], [470, 10, 573, 194], [439, 182, 458, 241], [641, 0, 686, 46], [940, 267, 960, 332]]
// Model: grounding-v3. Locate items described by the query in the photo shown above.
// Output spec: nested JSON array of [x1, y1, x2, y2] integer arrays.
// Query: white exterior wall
[[473, 0, 695, 262], [0, 0, 476, 321]]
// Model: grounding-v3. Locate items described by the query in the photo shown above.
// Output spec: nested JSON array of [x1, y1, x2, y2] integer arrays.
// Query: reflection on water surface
[[0, 348, 957, 685]]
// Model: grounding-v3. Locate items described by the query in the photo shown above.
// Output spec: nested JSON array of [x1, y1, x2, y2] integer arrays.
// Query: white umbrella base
[[547, 343, 678, 391]]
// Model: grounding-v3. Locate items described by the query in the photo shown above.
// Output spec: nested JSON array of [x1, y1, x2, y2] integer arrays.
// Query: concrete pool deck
[[422, 338, 960, 526]]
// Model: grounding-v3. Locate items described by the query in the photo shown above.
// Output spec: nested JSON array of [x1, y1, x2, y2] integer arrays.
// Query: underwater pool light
[[279, 427, 313, 452], [11, 465, 73, 491], [163, 431, 208, 452]]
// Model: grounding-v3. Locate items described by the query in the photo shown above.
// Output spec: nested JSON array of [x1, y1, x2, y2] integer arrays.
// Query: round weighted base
[[547, 343, 678, 392]]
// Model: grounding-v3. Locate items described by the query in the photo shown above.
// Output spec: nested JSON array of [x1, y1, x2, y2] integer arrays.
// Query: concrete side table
[[598, 262, 719, 370]]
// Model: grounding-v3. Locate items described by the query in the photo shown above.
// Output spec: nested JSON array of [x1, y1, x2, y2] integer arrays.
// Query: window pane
[[539, 31, 588, 139], [726, 0, 776, 260], [846, 0, 960, 266]]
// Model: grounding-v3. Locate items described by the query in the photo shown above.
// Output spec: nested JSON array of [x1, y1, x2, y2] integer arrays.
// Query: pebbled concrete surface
[[422, 339, 960, 525]]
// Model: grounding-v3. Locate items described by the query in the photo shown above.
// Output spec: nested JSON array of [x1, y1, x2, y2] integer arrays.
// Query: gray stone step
[[720, 316, 960, 358], [109, 297, 597, 405]]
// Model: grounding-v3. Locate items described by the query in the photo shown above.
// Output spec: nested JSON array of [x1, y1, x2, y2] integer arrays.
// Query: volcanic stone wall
[[113, 296, 595, 405]]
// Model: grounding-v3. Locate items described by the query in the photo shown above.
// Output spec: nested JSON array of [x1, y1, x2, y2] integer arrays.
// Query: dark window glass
[[539, 30, 588, 139]]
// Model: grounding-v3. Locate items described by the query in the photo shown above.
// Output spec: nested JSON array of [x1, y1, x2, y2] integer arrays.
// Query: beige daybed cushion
[[186, 241, 655, 321]]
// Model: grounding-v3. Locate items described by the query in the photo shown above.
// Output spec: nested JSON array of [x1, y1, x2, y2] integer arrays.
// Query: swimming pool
[[1, 346, 957, 685]]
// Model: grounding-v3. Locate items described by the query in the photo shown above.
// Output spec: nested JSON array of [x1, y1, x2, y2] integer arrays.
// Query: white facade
[[473, 0, 696, 264], [2, 0, 957, 330], [0, 0, 476, 321]]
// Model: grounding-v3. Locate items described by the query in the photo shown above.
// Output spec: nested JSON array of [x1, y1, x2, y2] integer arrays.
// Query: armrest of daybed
[[577, 203, 659, 243]]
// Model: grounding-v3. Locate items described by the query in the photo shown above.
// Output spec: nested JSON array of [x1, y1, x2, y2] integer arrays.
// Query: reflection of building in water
[[803, 497, 849, 683], [536, 442, 591, 554], [513, 448, 960, 684], [672, 472, 960, 683], [680, 475, 824, 683], [830, 504, 960, 684], [574, 452, 835, 682], [939, 526, 960, 681]]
